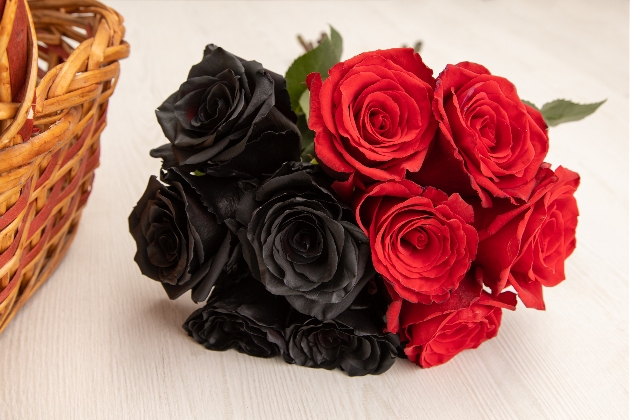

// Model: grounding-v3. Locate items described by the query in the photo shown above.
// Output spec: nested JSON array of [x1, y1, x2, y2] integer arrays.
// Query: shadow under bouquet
[[129, 29, 601, 376]]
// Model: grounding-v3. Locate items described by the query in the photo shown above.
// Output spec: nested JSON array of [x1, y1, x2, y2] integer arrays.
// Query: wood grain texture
[[1, 1, 627, 419]]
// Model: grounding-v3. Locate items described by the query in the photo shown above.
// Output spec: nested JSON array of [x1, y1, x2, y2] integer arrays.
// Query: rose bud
[[128, 168, 257, 302], [151, 44, 301, 177], [236, 162, 373, 320], [183, 277, 290, 358], [355, 180, 478, 304], [283, 280, 399, 376], [307, 48, 437, 200], [475, 165, 580, 309], [410, 62, 549, 207], [386, 270, 516, 368]]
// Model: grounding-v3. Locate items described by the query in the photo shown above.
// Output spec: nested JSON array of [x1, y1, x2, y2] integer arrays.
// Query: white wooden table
[[1, 1, 627, 418]]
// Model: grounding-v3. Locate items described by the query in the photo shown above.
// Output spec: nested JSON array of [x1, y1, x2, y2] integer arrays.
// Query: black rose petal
[[129, 169, 253, 302], [237, 162, 374, 320], [161, 169, 259, 223], [283, 282, 399, 376], [183, 277, 290, 358], [202, 44, 295, 121], [152, 45, 300, 177]]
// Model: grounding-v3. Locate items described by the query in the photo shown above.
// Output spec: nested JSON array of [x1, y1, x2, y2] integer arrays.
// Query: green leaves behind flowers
[[299, 90, 311, 121], [286, 26, 342, 113], [296, 111, 314, 160], [523, 99, 605, 127], [285, 26, 343, 162]]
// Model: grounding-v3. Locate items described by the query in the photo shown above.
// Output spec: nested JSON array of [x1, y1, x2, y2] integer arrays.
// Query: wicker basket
[[0, 0, 129, 333]]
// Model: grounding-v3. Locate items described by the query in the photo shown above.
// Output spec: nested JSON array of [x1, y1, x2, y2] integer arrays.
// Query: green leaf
[[299, 90, 311, 121], [329, 26, 343, 62], [285, 26, 343, 112], [297, 114, 315, 162], [540, 99, 605, 127], [193, 170, 205, 176], [302, 142, 315, 162], [521, 100, 539, 111]]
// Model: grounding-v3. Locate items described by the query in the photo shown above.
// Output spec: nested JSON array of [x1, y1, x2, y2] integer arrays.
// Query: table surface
[[1, 1, 628, 419]]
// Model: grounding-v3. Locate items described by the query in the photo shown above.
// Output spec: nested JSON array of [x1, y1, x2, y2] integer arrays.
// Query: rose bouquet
[[129, 29, 602, 375]]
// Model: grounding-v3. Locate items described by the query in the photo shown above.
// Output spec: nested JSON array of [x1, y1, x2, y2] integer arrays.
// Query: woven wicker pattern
[[0, 0, 129, 333]]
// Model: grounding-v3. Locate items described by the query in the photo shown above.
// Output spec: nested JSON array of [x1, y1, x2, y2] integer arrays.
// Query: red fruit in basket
[[0, 0, 29, 102]]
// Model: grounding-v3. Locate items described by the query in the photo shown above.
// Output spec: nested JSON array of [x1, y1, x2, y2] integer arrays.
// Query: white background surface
[[1, 1, 628, 419]]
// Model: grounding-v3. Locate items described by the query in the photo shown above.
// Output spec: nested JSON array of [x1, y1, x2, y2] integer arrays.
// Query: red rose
[[307, 48, 437, 199], [475, 164, 580, 309], [355, 180, 478, 304], [410, 62, 549, 208], [385, 271, 516, 368]]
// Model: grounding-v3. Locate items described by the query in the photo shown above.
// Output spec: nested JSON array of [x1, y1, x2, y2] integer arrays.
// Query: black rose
[[283, 279, 399, 376], [236, 162, 374, 320], [183, 276, 290, 358], [151, 44, 301, 177], [128, 168, 257, 302]]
